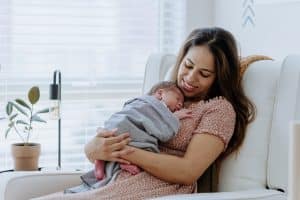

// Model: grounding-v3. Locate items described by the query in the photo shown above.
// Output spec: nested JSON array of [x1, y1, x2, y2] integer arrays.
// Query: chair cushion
[[218, 60, 282, 191], [268, 55, 300, 191]]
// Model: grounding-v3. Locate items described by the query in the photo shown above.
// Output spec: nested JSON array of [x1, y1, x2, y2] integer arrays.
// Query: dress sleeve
[[193, 99, 236, 150]]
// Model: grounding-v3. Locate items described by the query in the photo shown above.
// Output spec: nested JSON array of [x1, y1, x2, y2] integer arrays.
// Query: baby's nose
[[176, 102, 183, 110]]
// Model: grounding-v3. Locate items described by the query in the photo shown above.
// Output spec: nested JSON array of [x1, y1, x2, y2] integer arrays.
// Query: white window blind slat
[[0, 0, 185, 171]]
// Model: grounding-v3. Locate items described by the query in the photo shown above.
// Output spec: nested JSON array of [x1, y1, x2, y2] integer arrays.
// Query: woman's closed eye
[[184, 63, 193, 69], [200, 71, 211, 78], [184, 61, 212, 78]]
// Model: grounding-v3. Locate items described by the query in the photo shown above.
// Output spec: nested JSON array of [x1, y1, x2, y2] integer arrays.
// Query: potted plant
[[4, 86, 49, 171]]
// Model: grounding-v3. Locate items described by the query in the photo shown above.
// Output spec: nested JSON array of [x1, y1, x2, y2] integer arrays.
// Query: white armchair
[[1, 54, 299, 200]]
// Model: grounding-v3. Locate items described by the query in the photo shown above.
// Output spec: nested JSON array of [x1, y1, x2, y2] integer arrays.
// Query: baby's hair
[[147, 81, 182, 95]]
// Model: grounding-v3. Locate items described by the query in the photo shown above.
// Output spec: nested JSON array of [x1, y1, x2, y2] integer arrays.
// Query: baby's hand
[[173, 109, 192, 120]]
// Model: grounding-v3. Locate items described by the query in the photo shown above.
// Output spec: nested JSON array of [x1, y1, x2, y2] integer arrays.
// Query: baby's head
[[148, 81, 184, 112]]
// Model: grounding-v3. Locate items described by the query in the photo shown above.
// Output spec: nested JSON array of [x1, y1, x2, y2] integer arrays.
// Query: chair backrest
[[143, 53, 300, 193], [267, 56, 300, 191]]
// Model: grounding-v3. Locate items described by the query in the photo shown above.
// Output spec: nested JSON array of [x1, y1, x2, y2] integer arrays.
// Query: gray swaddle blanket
[[65, 95, 180, 193]]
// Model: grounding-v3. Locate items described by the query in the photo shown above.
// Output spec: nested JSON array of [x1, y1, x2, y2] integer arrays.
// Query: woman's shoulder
[[206, 96, 234, 110], [190, 96, 235, 114], [206, 97, 236, 117], [193, 97, 236, 150]]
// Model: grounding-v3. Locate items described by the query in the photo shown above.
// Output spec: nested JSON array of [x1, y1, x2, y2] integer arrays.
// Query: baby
[[94, 81, 190, 180]]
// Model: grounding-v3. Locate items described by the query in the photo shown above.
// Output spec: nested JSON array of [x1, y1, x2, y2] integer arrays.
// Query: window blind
[[0, 0, 186, 171]]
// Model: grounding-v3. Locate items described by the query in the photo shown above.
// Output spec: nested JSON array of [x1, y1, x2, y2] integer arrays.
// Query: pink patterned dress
[[33, 97, 236, 200]]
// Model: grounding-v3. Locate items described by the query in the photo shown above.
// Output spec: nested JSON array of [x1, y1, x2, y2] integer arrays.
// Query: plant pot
[[11, 143, 41, 171]]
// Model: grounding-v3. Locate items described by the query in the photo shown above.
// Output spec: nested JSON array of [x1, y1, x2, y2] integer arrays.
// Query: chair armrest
[[0, 170, 83, 200], [289, 121, 300, 200], [151, 189, 285, 200]]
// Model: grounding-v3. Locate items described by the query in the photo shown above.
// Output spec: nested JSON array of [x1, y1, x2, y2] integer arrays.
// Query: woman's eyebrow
[[186, 58, 195, 65]]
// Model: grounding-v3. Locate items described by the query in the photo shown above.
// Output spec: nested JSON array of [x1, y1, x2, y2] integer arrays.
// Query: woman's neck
[[184, 95, 206, 103]]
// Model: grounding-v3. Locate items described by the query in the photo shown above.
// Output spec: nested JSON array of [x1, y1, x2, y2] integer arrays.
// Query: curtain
[[0, 0, 185, 171]]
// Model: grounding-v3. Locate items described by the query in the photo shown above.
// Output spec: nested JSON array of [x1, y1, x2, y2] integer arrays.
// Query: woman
[[34, 27, 255, 199]]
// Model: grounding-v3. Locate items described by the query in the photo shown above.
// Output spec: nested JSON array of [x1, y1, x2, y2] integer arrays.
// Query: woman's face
[[177, 45, 216, 99]]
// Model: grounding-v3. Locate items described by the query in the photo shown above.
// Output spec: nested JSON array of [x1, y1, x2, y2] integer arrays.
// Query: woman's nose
[[186, 71, 197, 82]]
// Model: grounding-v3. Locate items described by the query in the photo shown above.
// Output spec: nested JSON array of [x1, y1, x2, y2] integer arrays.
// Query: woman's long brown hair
[[174, 27, 256, 159]]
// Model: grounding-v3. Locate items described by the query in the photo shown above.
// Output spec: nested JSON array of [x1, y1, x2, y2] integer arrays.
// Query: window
[[0, 0, 186, 170]]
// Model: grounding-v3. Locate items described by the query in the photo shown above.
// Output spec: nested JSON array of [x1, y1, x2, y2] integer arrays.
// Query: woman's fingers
[[110, 137, 131, 151], [88, 128, 132, 163], [120, 146, 135, 156], [112, 158, 131, 165], [104, 132, 130, 145], [96, 128, 117, 138], [111, 146, 134, 158]]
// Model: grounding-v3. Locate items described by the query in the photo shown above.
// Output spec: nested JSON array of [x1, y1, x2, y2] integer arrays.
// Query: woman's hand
[[84, 128, 134, 164]]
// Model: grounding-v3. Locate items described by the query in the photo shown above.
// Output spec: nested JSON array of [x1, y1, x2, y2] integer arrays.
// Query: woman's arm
[[84, 129, 224, 185], [121, 133, 224, 185]]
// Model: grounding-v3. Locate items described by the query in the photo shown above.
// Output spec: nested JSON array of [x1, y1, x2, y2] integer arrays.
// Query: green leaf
[[6, 102, 13, 115], [16, 120, 29, 126], [5, 127, 12, 138], [28, 86, 40, 104], [9, 113, 18, 121], [10, 102, 28, 116], [34, 108, 50, 115], [31, 115, 46, 123], [15, 99, 31, 110]]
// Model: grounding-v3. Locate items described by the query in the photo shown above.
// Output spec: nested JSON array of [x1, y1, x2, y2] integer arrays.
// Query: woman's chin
[[181, 86, 195, 95], [183, 90, 206, 100], [182, 91, 196, 98]]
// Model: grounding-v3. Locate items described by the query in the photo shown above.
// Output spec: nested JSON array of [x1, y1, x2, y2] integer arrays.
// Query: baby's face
[[161, 89, 184, 112]]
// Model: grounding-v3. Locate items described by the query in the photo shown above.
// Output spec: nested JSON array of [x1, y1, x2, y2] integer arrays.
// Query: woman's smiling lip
[[182, 80, 197, 92]]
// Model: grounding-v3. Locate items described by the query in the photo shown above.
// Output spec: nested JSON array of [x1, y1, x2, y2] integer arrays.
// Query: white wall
[[214, 0, 300, 60], [185, 0, 214, 36], [185, 0, 300, 60]]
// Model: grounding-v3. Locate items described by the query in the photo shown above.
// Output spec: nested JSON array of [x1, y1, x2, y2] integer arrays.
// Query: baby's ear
[[154, 89, 163, 100]]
